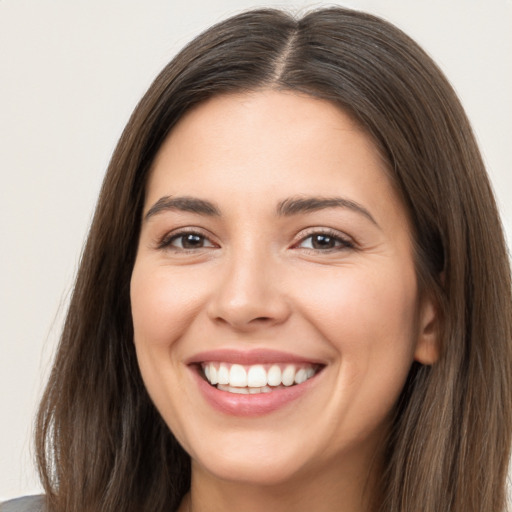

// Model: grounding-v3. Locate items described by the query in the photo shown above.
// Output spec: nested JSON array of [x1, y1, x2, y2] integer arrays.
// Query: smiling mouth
[[200, 362, 322, 394]]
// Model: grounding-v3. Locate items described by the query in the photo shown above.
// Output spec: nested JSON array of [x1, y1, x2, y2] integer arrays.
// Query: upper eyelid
[[296, 235, 353, 249], [157, 227, 218, 248], [292, 227, 354, 243], [154, 225, 355, 249], [170, 233, 216, 250]]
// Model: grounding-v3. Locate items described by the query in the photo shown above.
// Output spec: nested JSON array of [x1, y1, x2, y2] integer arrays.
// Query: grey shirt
[[0, 496, 45, 512]]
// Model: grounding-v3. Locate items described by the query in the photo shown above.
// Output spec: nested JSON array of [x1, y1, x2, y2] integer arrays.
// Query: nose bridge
[[208, 237, 289, 329]]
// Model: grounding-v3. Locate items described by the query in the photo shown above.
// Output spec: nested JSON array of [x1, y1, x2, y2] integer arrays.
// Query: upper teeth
[[202, 362, 317, 388]]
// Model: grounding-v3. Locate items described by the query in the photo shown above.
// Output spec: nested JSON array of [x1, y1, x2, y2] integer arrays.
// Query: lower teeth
[[216, 384, 283, 394]]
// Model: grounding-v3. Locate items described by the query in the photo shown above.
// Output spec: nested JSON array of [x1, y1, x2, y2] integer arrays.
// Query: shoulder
[[0, 496, 45, 512]]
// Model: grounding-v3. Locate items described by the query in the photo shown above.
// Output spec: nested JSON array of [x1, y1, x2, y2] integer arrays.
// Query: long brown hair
[[36, 8, 512, 512]]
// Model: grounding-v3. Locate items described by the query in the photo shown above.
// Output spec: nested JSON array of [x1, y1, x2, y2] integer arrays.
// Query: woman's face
[[131, 90, 437, 487]]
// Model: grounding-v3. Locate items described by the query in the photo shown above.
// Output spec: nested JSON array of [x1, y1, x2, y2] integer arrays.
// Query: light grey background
[[1, 0, 511, 501]]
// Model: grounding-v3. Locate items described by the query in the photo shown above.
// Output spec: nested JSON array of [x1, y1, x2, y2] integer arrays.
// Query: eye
[[295, 230, 354, 251], [160, 231, 216, 250]]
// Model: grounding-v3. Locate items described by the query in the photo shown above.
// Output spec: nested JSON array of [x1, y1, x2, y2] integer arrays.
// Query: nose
[[207, 248, 291, 331]]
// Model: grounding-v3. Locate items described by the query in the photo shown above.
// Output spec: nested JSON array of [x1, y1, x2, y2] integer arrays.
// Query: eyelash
[[293, 228, 355, 252], [157, 229, 217, 252], [157, 227, 354, 254]]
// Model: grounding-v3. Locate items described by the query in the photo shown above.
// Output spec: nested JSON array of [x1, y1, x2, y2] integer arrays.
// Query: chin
[[195, 452, 308, 487], [183, 428, 318, 487]]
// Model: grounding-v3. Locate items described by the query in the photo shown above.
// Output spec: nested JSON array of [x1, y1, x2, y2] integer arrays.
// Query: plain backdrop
[[1, 0, 511, 501]]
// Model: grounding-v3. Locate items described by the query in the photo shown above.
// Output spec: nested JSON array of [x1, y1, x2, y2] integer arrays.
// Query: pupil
[[312, 234, 334, 249], [182, 234, 203, 248]]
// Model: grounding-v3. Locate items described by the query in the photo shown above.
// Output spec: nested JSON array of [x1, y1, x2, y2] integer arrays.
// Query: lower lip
[[192, 367, 320, 417]]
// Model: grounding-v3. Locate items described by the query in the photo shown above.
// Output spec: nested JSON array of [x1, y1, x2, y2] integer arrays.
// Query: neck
[[179, 454, 382, 512]]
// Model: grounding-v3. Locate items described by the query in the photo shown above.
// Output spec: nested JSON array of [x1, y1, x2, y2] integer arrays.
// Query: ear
[[414, 295, 441, 365]]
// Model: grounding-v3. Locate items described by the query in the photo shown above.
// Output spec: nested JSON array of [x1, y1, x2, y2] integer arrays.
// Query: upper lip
[[185, 348, 326, 366]]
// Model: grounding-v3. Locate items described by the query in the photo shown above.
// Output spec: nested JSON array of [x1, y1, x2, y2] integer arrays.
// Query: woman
[[7, 6, 511, 512]]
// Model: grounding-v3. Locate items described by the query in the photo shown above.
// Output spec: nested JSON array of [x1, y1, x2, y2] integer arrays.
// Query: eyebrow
[[144, 196, 221, 220], [277, 196, 379, 227], [144, 194, 379, 227]]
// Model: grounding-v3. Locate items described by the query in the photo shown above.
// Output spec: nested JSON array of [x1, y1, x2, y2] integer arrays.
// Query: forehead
[[146, 90, 404, 226]]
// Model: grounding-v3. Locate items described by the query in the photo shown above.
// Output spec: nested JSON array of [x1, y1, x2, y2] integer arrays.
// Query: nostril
[[213, 314, 279, 331], [208, 288, 291, 329]]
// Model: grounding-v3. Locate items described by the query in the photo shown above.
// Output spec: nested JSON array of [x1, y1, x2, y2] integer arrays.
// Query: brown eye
[[297, 232, 353, 251], [167, 232, 215, 250], [310, 234, 336, 249]]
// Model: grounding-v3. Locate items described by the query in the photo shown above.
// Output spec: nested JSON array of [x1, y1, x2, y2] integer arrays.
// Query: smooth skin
[[130, 90, 439, 512]]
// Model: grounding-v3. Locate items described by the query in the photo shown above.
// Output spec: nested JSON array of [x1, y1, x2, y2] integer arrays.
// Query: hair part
[[36, 7, 512, 512]]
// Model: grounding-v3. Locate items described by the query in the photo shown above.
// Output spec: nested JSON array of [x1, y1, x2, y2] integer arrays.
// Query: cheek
[[129, 261, 205, 437], [129, 260, 208, 419], [130, 262, 207, 349], [295, 261, 418, 346], [292, 262, 419, 403]]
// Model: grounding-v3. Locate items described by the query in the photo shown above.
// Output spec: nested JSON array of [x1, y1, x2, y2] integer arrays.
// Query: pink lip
[[186, 349, 324, 417], [186, 348, 325, 365], [191, 369, 320, 416]]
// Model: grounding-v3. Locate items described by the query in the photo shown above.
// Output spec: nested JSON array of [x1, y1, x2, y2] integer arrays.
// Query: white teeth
[[267, 365, 282, 386], [217, 363, 229, 385], [202, 362, 319, 391], [247, 365, 267, 387], [218, 384, 249, 394], [282, 365, 296, 386], [294, 368, 307, 384], [218, 384, 272, 394], [229, 364, 247, 387], [209, 365, 218, 385]]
